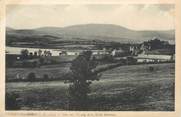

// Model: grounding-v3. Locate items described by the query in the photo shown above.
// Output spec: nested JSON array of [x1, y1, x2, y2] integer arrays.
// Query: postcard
[[0, 0, 180, 117]]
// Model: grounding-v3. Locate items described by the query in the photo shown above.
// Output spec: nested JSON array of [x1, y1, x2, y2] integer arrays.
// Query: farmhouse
[[136, 54, 173, 63], [59, 49, 110, 56], [111, 48, 126, 57], [67, 51, 80, 56], [92, 50, 109, 55], [59, 50, 81, 56]]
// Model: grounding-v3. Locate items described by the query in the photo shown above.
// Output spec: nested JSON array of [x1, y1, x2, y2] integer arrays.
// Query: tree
[[38, 49, 42, 56], [143, 38, 170, 50], [29, 52, 33, 59], [34, 51, 38, 57], [66, 51, 100, 110], [20, 49, 29, 59]]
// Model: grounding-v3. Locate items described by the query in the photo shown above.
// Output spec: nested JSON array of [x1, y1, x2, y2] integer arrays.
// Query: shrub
[[43, 74, 49, 81], [27, 72, 36, 81], [32, 61, 38, 68], [39, 57, 45, 65], [6, 93, 20, 110]]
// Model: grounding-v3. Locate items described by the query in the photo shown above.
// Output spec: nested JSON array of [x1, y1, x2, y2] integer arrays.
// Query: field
[[6, 63, 71, 81], [6, 63, 175, 111]]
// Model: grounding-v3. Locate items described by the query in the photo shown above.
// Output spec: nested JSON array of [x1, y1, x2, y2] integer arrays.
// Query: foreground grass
[[6, 63, 71, 81], [6, 63, 175, 111]]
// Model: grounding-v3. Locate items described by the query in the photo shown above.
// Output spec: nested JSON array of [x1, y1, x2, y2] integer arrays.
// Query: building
[[92, 50, 109, 55], [59, 50, 81, 56], [136, 53, 173, 63], [111, 49, 124, 56], [129, 45, 140, 55]]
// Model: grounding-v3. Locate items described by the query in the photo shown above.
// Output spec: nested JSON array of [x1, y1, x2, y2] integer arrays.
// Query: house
[[67, 51, 80, 56], [111, 49, 125, 57], [129, 45, 140, 55], [59, 50, 81, 56], [92, 50, 109, 55], [59, 51, 66, 56]]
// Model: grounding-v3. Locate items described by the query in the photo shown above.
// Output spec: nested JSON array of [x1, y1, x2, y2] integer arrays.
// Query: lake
[[6, 46, 62, 56]]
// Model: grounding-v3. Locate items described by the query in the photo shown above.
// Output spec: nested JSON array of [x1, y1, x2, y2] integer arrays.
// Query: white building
[[111, 49, 124, 56], [66, 51, 80, 56], [136, 54, 173, 63], [92, 50, 109, 55]]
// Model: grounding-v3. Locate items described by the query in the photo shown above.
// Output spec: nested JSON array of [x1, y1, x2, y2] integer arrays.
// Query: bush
[[43, 74, 49, 81], [27, 72, 36, 81], [32, 61, 39, 68], [6, 93, 20, 110], [39, 57, 45, 65], [20, 49, 29, 60]]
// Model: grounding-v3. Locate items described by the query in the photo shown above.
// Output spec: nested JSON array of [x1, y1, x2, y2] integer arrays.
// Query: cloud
[[6, 4, 175, 30]]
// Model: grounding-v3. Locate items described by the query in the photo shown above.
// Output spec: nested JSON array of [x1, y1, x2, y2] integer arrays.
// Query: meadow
[[6, 63, 175, 111]]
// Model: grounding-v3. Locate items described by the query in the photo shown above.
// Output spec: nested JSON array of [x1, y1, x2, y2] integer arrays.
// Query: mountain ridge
[[6, 24, 175, 44]]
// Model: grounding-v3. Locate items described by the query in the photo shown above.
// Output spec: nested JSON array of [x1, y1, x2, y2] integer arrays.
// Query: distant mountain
[[6, 27, 15, 31], [6, 24, 175, 44]]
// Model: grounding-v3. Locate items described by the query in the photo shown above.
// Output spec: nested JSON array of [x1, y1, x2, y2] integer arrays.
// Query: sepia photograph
[[5, 4, 175, 111]]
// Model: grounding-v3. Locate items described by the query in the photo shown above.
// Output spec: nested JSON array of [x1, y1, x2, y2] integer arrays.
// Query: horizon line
[[6, 23, 175, 31]]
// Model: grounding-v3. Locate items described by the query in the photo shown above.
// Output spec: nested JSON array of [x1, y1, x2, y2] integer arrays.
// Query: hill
[[6, 24, 175, 44]]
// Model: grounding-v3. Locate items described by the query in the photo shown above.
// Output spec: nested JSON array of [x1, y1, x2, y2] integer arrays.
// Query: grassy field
[[6, 63, 71, 80], [6, 63, 175, 111]]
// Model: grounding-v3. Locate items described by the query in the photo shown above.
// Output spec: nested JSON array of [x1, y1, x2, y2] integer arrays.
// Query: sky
[[6, 4, 175, 30]]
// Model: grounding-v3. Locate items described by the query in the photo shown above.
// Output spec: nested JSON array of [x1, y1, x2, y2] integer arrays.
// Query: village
[[5, 37, 175, 110], [6, 38, 175, 68]]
